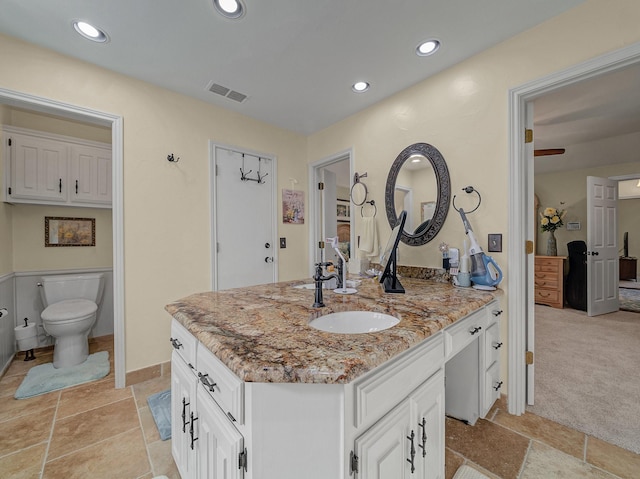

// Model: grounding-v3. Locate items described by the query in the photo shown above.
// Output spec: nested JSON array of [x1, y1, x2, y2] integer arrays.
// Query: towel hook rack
[[350, 171, 369, 206], [361, 200, 377, 217]]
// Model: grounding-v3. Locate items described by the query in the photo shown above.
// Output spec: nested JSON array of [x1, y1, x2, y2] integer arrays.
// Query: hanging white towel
[[358, 216, 379, 259]]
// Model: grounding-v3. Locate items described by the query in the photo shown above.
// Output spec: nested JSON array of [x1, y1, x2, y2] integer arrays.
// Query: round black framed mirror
[[384, 143, 451, 246]]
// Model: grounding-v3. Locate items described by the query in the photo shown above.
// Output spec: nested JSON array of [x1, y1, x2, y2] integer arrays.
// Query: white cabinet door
[[10, 134, 67, 202], [70, 144, 112, 205], [172, 352, 198, 479], [412, 370, 444, 479], [355, 398, 413, 479], [196, 387, 245, 479]]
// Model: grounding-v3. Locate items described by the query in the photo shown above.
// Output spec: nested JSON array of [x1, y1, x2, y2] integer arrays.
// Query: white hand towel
[[358, 216, 379, 259]]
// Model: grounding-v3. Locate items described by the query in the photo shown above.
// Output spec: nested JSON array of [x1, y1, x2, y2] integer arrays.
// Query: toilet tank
[[40, 273, 105, 307]]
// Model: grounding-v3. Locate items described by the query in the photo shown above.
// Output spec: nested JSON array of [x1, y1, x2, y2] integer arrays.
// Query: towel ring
[[361, 200, 377, 217], [350, 172, 369, 206]]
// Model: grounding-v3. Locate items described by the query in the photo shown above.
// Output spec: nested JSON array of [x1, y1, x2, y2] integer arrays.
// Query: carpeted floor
[[528, 305, 640, 454], [620, 286, 640, 313]]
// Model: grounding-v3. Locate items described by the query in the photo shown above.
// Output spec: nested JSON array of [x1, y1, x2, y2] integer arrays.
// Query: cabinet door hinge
[[526, 240, 534, 254], [525, 129, 533, 143], [238, 448, 248, 472], [8, 138, 11, 146], [7, 187, 11, 195], [318, 181, 324, 190], [349, 451, 359, 475], [526, 350, 534, 365]]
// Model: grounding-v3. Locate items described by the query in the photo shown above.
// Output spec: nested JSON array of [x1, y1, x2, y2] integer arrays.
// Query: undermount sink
[[309, 311, 399, 334]]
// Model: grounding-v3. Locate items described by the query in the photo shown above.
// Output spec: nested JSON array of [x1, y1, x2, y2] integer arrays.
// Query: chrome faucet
[[312, 262, 340, 308]]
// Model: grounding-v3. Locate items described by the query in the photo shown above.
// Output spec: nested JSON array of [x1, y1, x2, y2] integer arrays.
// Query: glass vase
[[546, 230, 557, 256]]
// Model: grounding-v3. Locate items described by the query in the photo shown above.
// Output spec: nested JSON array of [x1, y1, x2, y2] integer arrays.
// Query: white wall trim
[[308, 149, 354, 277], [13, 267, 113, 277], [0, 87, 125, 388], [507, 41, 640, 415], [0, 272, 14, 284], [209, 141, 278, 291]]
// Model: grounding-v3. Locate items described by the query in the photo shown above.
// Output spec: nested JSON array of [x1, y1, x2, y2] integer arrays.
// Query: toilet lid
[[42, 299, 97, 321]]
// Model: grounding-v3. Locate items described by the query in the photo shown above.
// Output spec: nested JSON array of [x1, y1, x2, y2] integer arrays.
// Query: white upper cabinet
[[3, 126, 112, 208]]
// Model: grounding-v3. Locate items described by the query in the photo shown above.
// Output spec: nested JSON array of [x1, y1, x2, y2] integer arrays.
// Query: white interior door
[[587, 176, 619, 316], [214, 146, 276, 290], [322, 169, 338, 264]]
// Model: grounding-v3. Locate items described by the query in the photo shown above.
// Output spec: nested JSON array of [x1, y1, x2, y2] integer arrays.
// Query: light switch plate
[[280, 237, 287, 248]]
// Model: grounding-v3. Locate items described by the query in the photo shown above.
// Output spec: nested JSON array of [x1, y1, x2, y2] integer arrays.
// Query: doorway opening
[[0, 88, 125, 388]]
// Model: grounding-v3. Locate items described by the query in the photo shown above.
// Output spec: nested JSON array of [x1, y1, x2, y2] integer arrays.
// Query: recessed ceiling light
[[352, 81, 370, 93], [73, 20, 109, 43], [416, 39, 440, 57], [213, 0, 245, 19]]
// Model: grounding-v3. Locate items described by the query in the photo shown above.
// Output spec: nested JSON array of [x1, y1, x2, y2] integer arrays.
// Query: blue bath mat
[[148, 389, 172, 440], [15, 351, 110, 399]]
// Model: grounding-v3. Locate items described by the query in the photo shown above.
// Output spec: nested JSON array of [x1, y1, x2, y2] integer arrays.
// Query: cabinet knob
[[198, 372, 217, 392], [406, 430, 416, 473], [469, 326, 482, 335], [417, 418, 427, 458], [492, 309, 503, 317], [492, 341, 503, 350], [170, 338, 182, 349], [493, 381, 503, 391]]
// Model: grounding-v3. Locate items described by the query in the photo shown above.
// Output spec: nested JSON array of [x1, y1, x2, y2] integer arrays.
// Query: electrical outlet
[[280, 237, 286, 248]]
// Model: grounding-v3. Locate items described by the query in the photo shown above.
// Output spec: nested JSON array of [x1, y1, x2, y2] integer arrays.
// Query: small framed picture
[[337, 199, 350, 221], [488, 233, 502, 253], [45, 217, 95, 247]]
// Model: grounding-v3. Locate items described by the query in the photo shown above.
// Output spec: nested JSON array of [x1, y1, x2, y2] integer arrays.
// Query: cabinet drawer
[[483, 361, 501, 416], [196, 345, 244, 424], [535, 288, 560, 304], [535, 258, 561, 269], [444, 307, 488, 359], [534, 275, 558, 289], [170, 320, 197, 368], [484, 320, 502, 367], [353, 334, 444, 429]]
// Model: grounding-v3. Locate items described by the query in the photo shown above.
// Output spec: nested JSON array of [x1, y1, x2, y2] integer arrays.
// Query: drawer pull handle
[[417, 418, 427, 457], [469, 326, 482, 335], [170, 338, 182, 349], [189, 412, 198, 450], [493, 381, 503, 391], [406, 430, 416, 473], [198, 372, 217, 392], [181, 397, 190, 433], [492, 341, 503, 350], [492, 309, 503, 317]]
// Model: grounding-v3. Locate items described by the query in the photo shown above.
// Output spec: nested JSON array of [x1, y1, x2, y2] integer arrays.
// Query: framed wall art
[[45, 217, 96, 247], [337, 199, 350, 221]]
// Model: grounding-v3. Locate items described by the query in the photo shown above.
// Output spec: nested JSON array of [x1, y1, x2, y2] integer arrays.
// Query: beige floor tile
[[493, 409, 586, 460], [0, 388, 60, 423], [446, 417, 530, 479], [3, 351, 54, 378], [139, 405, 161, 443], [132, 375, 171, 408], [0, 374, 23, 398], [56, 377, 130, 419], [43, 427, 151, 479], [0, 406, 56, 457], [586, 435, 640, 479], [521, 441, 617, 478], [48, 396, 139, 460], [147, 438, 180, 479], [0, 442, 47, 479]]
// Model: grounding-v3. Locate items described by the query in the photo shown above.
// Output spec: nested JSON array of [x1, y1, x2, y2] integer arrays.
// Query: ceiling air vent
[[207, 82, 247, 103]]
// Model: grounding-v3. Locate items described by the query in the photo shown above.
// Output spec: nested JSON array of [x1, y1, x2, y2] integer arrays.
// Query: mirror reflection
[[385, 143, 450, 246]]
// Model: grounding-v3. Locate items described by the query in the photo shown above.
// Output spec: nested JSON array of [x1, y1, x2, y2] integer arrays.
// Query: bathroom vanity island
[[166, 276, 502, 479]]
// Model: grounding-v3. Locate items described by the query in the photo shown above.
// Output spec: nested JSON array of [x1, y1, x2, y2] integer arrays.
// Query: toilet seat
[[42, 299, 97, 323]]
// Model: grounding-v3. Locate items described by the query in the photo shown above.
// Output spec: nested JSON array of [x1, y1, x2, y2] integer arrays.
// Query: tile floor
[[1, 335, 639, 479]]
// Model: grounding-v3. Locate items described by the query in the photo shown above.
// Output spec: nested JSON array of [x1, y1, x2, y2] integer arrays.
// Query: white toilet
[[40, 273, 105, 368]]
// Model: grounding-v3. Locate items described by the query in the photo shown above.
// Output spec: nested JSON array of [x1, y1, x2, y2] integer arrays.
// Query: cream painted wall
[[0, 33, 308, 373], [535, 161, 640, 259], [11, 205, 113, 271], [8, 108, 112, 143]]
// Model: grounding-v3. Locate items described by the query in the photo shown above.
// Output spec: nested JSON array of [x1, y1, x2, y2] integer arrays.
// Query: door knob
[[265, 257, 274, 263]]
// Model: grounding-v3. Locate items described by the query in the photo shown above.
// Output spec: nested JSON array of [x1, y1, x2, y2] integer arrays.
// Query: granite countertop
[[165, 276, 498, 384]]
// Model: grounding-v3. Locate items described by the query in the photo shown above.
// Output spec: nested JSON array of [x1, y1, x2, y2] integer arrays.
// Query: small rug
[[619, 287, 640, 313], [452, 465, 490, 479], [15, 351, 110, 399], [148, 389, 171, 440]]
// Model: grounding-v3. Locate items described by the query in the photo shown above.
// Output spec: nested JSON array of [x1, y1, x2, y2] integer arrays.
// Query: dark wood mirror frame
[[384, 143, 451, 246]]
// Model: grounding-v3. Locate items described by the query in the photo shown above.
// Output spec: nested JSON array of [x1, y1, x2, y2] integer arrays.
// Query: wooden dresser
[[534, 256, 566, 309], [619, 257, 637, 281]]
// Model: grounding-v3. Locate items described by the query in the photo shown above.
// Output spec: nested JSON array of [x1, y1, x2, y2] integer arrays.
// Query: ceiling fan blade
[[534, 148, 566, 157]]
